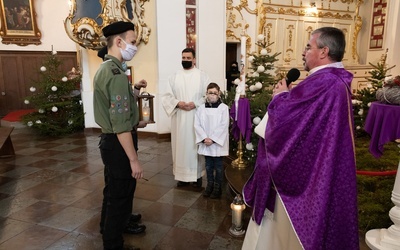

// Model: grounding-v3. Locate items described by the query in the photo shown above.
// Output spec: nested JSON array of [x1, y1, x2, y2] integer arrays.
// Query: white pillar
[[385, 0, 400, 76], [80, 48, 97, 128], [366, 160, 400, 249]]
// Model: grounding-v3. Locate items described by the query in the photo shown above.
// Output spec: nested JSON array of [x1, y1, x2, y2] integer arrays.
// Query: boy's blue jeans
[[205, 156, 223, 185]]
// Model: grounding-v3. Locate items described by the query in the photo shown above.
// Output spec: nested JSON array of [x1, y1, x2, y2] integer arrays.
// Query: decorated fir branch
[[352, 49, 396, 137], [223, 34, 280, 165], [22, 51, 84, 136]]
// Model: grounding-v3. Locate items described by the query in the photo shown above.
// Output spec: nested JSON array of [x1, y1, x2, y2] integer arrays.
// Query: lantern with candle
[[137, 91, 155, 123], [229, 194, 246, 236]]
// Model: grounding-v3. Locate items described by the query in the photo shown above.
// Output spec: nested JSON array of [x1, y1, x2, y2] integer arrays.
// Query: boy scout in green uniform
[[93, 21, 146, 250]]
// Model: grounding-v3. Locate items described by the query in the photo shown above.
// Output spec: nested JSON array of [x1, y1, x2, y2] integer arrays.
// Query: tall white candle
[[240, 35, 247, 96]]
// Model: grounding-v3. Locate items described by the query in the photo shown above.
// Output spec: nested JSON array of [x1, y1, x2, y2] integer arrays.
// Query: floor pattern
[[0, 126, 371, 249], [0, 127, 246, 250]]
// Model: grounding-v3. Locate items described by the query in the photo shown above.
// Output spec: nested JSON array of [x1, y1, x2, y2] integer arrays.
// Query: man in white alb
[[162, 48, 210, 188]]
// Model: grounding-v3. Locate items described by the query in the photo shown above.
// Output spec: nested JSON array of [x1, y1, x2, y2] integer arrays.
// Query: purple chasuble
[[243, 67, 359, 250], [229, 98, 252, 143]]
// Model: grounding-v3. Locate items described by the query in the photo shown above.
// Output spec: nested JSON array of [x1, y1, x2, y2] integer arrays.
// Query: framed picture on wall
[[369, 0, 387, 50], [0, 0, 41, 46]]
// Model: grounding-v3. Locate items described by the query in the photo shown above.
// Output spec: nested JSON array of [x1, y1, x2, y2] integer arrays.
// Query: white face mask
[[120, 39, 137, 61], [207, 93, 219, 103]]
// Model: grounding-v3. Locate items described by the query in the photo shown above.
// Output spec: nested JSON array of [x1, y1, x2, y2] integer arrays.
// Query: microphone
[[285, 68, 301, 87]]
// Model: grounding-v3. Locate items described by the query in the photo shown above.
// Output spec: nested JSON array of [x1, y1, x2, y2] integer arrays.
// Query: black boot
[[203, 182, 214, 197], [210, 183, 221, 199], [193, 177, 202, 188]]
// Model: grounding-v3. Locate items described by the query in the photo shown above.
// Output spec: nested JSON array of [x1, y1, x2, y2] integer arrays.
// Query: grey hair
[[312, 27, 346, 62]]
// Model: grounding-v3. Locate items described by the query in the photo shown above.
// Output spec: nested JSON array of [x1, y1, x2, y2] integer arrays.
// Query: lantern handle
[[139, 91, 151, 101]]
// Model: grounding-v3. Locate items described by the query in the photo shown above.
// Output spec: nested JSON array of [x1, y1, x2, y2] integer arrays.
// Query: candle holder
[[232, 133, 247, 168], [137, 91, 155, 123], [229, 194, 246, 237]]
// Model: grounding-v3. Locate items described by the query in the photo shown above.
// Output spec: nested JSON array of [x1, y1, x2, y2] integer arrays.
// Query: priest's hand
[[186, 102, 195, 110], [272, 79, 289, 97], [177, 101, 195, 111]]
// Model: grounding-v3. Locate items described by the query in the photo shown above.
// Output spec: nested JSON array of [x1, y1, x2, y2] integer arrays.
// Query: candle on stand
[[142, 103, 150, 122], [240, 34, 247, 96], [229, 194, 246, 236]]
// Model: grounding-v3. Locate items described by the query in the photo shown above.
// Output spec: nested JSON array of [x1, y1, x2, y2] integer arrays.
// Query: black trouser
[[99, 132, 137, 250]]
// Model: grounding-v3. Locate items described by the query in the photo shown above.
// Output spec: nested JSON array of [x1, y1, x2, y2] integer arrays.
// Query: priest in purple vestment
[[242, 27, 359, 250]]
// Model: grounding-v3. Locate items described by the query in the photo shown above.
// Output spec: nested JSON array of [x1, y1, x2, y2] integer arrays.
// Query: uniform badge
[[116, 95, 122, 101], [112, 68, 121, 75]]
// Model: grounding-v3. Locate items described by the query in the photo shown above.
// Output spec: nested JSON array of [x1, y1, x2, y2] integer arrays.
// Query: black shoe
[[193, 177, 202, 188], [124, 223, 146, 234], [203, 183, 213, 197], [177, 181, 189, 187], [129, 213, 141, 224], [210, 183, 221, 199]]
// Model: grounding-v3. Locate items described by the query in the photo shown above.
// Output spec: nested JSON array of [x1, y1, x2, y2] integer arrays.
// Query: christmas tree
[[352, 49, 395, 137], [22, 52, 85, 136], [223, 34, 280, 165]]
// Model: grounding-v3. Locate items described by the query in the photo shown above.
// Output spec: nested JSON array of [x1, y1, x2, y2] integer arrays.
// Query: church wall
[[1, 0, 399, 135], [0, 0, 76, 52], [197, 0, 226, 92], [227, 0, 399, 93], [155, 0, 186, 134]]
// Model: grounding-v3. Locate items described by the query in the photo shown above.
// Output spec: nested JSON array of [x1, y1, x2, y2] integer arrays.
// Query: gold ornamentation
[[64, 0, 150, 50], [235, 0, 257, 15], [260, 2, 354, 19], [227, 0, 250, 43], [351, 0, 363, 63], [266, 23, 272, 53], [287, 25, 294, 47]]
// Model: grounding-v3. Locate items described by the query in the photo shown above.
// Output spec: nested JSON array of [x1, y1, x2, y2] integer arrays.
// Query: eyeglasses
[[304, 46, 323, 51], [207, 92, 219, 95]]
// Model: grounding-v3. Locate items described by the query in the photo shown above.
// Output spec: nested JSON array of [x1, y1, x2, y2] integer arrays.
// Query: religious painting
[[0, 0, 41, 46]]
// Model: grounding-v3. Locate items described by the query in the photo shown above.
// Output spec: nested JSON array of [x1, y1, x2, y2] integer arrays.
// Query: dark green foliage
[[352, 58, 395, 137], [21, 52, 85, 136], [357, 175, 395, 234], [355, 137, 399, 234]]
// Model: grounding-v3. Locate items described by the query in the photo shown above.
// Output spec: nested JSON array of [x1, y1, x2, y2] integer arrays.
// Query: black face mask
[[231, 66, 238, 72], [182, 61, 193, 69]]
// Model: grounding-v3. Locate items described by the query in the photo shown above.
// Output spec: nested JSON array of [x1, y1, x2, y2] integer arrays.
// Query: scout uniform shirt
[[93, 55, 139, 133]]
